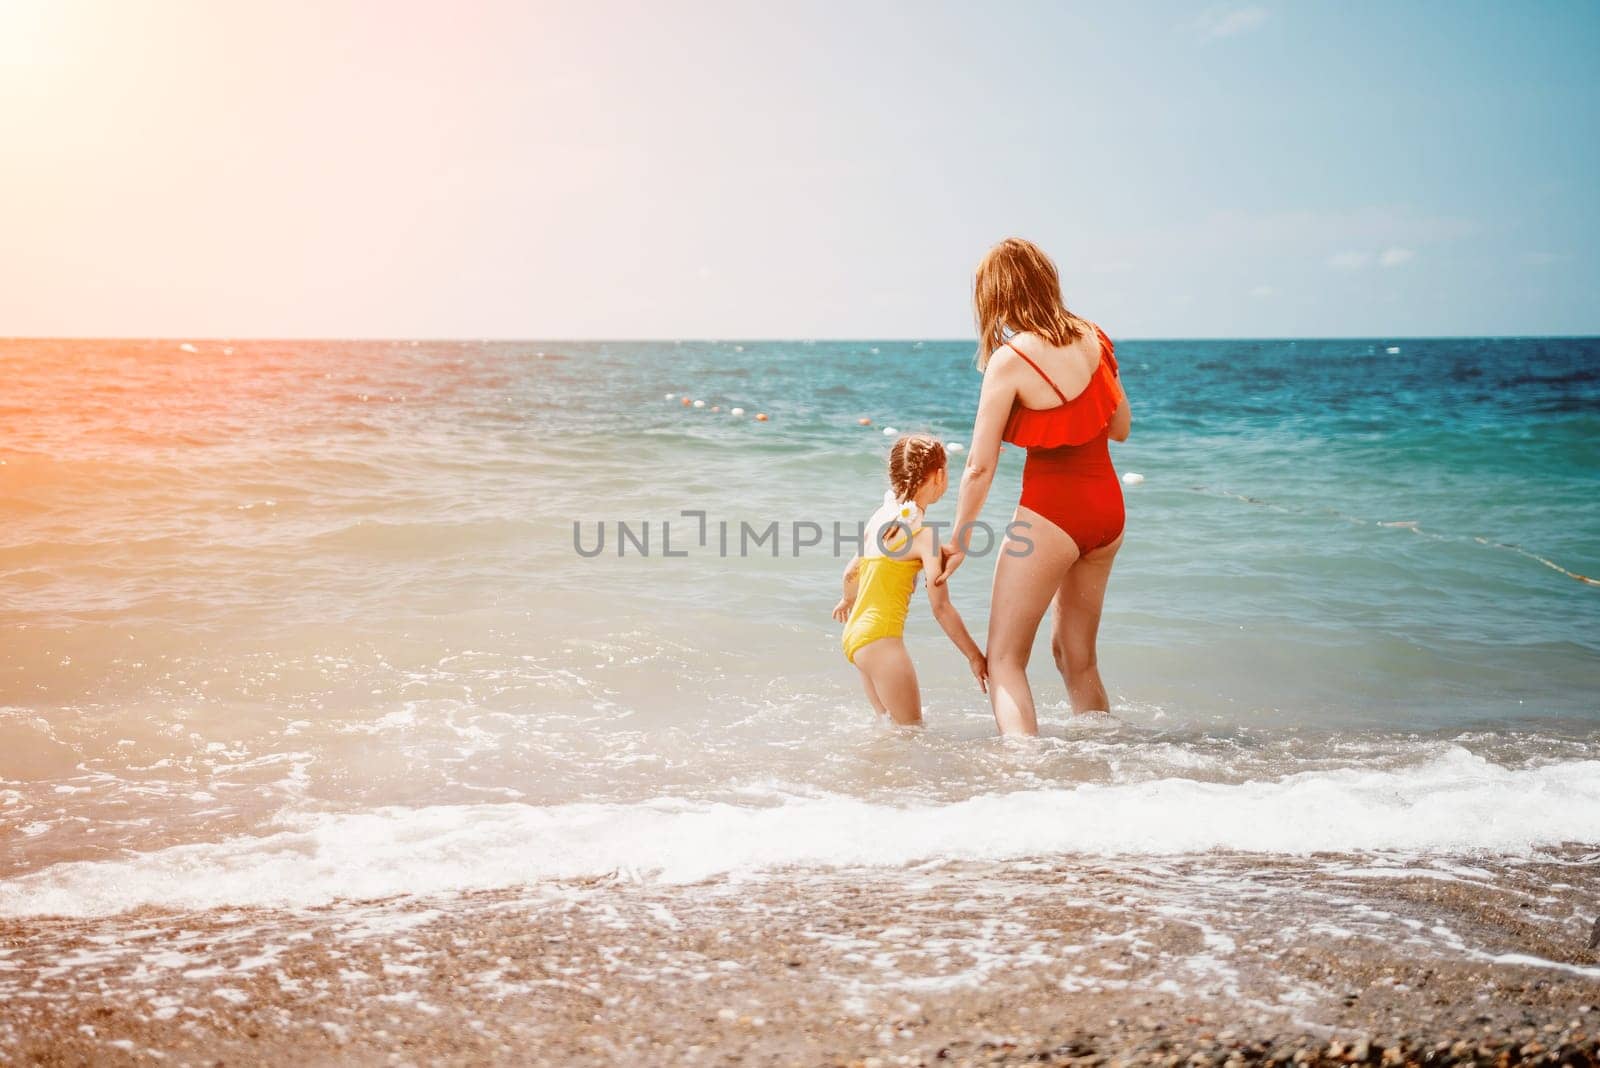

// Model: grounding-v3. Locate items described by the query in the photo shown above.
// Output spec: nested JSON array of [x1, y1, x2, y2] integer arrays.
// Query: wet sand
[[3, 852, 1597, 1066]]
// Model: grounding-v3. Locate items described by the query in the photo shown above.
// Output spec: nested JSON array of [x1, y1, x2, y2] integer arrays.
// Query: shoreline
[[4, 852, 1596, 1065]]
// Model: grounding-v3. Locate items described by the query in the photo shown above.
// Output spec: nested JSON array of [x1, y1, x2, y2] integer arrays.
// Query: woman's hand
[[933, 543, 965, 586], [968, 653, 988, 694], [831, 597, 854, 623]]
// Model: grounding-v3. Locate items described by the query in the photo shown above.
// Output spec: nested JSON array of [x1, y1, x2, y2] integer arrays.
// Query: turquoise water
[[1, 336, 1597, 915], [551, 336, 1600, 727]]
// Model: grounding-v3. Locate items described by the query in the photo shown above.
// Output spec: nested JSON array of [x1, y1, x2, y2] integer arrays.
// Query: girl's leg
[[987, 506, 1079, 737], [857, 664, 888, 716], [1049, 533, 1122, 714], [852, 638, 922, 726]]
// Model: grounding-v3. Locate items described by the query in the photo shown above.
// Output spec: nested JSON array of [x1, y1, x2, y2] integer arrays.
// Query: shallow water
[[1, 336, 1597, 917]]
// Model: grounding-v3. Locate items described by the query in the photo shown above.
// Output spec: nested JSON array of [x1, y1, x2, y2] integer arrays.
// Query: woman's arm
[[934, 362, 1014, 586], [1108, 390, 1131, 442], [917, 530, 987, 692]]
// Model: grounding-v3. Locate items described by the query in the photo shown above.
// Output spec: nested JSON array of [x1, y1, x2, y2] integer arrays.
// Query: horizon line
[[4, 333, 1599, 344]]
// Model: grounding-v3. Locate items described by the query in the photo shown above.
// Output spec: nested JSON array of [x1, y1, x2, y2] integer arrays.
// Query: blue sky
[[2, 0, 1596, 337]]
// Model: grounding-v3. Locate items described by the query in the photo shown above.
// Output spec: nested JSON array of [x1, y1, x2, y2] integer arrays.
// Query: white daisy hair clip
[[882, 490, 922, 530]]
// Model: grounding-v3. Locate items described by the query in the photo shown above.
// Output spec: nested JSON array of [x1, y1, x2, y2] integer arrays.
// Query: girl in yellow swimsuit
[[832, 434, 988, 726]]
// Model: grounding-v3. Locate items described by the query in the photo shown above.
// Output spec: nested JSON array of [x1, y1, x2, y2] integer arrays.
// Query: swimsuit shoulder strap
[[876, 522, 925, 562], [1003, 342, 1069, 404]]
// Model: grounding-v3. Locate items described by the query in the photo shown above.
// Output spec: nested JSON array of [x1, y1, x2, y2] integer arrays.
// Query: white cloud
[[1326, 247, 1415, 270], [1196, 6, 1270, 41], [1249, 284, 1275, 298], [1327, 251, 1371, 270]]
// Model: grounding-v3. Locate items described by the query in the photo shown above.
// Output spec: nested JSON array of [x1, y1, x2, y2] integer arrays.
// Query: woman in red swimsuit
[[935, 238, 1132, 736]]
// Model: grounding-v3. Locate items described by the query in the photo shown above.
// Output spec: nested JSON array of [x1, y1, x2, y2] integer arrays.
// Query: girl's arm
[[934, 362, 1015, 586], [832, 554, 861, 623], [916, 530, 987, 692]]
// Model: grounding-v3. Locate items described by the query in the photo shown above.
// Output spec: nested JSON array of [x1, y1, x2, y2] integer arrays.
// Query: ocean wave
[[2, 746, 1594, 918]]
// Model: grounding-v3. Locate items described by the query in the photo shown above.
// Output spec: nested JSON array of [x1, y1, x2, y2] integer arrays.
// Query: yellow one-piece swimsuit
[[841, 526, 923, 664]]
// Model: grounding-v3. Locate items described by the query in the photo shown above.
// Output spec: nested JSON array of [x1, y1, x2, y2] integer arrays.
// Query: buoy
[[693, 399, 706, 409], [1123, 472, 1145, 486], [711, 405, 721, 413], [882, 426, 898, 436], [755, 413, 769, 422], [730, 407, 745, 416], [665, 393, 677, 400], [680, 397, 693, 407], [178, 342, 198, 354], [858, 417, 872, 426], [947, 442, 966, 453]]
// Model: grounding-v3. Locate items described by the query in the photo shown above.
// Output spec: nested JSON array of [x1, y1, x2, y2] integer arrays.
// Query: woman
[[934, 238, 1131, 736]]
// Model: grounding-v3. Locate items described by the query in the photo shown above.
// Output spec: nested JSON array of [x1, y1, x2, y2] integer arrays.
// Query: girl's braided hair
[[888, 433, 947, 503]]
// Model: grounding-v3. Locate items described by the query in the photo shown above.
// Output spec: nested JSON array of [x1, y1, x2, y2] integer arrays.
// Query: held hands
[[933, 542, 965, 586], [968, 653, 988, 694]]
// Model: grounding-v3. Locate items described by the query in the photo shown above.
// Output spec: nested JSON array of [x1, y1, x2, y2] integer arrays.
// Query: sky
[[2, 0, 1597, 339]]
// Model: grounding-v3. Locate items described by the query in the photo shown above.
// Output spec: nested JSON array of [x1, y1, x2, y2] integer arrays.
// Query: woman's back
[[999, 325, 1104, 410], [999, 323, 1124, 451]]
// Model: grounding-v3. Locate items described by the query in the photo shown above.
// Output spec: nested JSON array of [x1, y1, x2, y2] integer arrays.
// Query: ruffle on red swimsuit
[[1000, 323, 1127, 553]]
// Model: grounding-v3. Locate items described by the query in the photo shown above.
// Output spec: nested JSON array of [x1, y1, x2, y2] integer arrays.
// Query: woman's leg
[[1049, 533, 1122, 714], [852, 638, 922, 726], [987, 506, 1079, 736]]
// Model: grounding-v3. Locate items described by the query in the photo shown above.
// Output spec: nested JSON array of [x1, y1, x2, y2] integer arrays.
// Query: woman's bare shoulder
[[985, 337, 1029, 375]]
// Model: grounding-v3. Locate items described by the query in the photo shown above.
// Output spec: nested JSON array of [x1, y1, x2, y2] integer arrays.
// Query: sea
[[1, 337, 1597, 1037]]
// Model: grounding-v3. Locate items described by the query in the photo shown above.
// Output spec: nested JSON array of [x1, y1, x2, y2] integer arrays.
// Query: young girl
[[832, 433, 988, 725]]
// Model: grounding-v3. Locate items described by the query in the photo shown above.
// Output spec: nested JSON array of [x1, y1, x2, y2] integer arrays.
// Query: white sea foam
[[1, 747, 1594, 918]]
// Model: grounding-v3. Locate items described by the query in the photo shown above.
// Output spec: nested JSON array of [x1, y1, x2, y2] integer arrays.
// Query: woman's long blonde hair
[[973, 237, 1085, 369]]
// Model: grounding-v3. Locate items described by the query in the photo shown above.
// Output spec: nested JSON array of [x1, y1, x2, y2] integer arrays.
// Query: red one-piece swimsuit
[[999, 323, 1126, 553]]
